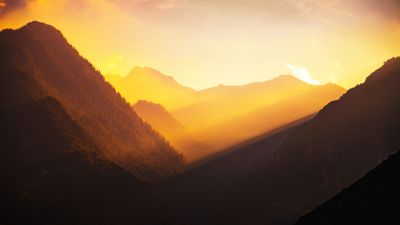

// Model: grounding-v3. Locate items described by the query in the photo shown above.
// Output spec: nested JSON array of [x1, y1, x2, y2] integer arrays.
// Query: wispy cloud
[[0, 0, 31, 15], [110, 0, 187, 10], [287, 64, 320, 85]]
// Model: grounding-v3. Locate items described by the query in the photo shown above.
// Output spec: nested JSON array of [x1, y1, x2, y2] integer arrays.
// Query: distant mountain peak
[[276, 74, 298, 79], [130, 67, 175, 80], [130, 66, 162, 75], [271, 74, 303, 82], [24, 20, 54, 29], [135, 99, 166, 112], [126, 66, 194, 91], [21, 21, 62, 36]]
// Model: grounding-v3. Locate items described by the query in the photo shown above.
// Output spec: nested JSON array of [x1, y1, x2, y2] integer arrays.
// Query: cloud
[[0, 1, 6, 13], [109, 0, 187, 10], [0, 0, 32, 15], [287, 64, 320, 85], [361, 0, 400, 23], [1, 0, 399, 24]]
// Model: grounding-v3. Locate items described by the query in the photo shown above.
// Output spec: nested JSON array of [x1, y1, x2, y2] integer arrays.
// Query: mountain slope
[[294, 149, 400, 225], [0, 21, 184, 181], [133, 100, 209, 161], [133, 100, 186, 138], [0, 97, 179, 225]]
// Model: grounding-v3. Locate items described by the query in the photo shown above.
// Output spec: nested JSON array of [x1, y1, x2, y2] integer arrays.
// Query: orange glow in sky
[[1, 0, 399, 89]]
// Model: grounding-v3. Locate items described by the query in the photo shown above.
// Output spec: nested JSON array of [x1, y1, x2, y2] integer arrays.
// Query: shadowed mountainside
[[0, 97, 180, 225], [0, 21, 184, 182], [294, 149, 400, 225]]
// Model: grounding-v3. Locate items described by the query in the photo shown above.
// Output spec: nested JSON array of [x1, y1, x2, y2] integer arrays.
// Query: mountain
[[133, 100, 208, 161], [181, 77, 345, 152], [110, 70, 345, 161], [210, 57, 400, 225], [0, 97, 179, 225], [294, 149, 400, 225], [0, 21, 186, 224], [106, 67, 196, 111], [157, 57, 400, 225], [133, 100, 186, 138], [0, 21, 184, 182]]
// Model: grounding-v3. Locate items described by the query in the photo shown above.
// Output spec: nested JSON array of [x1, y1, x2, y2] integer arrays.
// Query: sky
[[1, 0, 400, 89]]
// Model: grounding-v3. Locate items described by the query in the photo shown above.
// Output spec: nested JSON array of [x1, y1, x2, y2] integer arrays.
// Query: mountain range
[[108, 67, 345, 161], [158, 57, 400, 225]]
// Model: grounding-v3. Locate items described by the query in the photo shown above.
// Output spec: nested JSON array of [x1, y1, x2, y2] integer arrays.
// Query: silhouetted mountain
[[133, 100, 209, 161], [0, 21, 184, 182], [294, 149, 400, 225], [157, 57, 400, 225], [0, 97, 180, 225]]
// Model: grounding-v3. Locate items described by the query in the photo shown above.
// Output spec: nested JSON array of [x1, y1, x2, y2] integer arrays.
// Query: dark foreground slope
[[0, 21, 184, 182], [0, 97, 179, 225], [295, 149, 400, 225]]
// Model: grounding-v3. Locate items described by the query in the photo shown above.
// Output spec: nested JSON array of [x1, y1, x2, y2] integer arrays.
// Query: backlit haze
[[1, 0, 399, 89]]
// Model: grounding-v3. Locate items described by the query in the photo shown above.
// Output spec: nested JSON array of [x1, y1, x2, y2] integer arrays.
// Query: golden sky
[[1, 0, 399, 89]]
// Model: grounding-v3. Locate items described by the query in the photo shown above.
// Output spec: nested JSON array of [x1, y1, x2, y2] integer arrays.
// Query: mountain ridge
[[110, 65, 345, 161]]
